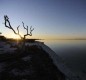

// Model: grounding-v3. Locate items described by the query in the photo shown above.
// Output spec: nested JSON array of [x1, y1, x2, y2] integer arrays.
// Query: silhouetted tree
[[4, 15, 34, 48]]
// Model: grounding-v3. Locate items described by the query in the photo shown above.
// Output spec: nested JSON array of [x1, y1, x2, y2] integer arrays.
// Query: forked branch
[[22, 22, 34, 39]]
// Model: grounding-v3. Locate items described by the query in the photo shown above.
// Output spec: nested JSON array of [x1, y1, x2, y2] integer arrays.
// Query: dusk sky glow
[[0, 0, 86, 39]]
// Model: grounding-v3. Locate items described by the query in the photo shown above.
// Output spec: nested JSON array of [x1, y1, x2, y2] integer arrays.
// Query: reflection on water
[[40, 40, 86, 74]]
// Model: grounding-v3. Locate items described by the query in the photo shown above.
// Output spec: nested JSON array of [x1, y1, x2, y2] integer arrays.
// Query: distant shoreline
[[41, 39, 86, 40]]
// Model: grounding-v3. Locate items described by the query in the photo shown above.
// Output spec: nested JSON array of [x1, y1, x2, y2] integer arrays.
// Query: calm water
[[41, 40, 86, 74]]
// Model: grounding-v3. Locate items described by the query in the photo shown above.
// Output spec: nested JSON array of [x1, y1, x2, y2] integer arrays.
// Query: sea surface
[[40, 40, 86, 76]]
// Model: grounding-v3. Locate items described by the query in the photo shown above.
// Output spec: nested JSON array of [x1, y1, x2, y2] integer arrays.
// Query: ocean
[[41, 40, 86, 78]]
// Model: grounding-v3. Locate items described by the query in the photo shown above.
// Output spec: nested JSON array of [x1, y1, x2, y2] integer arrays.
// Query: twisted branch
[[4, 15, 23, 39]]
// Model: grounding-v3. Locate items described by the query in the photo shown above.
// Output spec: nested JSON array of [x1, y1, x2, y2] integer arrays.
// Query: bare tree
[[4, 15, 34, 47]]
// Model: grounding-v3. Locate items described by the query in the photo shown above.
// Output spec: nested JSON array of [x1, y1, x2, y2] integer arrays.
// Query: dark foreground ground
[[0, 45, 65, 80]]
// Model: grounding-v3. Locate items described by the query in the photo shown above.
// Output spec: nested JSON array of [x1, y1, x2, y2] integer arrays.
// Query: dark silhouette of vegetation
[[0, 35, 6, 41], [4, 15, 34, 47]]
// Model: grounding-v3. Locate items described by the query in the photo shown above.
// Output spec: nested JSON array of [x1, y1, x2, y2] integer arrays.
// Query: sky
[[0, 0, 86, 39]]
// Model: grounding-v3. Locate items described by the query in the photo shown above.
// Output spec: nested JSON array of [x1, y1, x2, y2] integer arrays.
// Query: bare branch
[[17, 25, 20, 34], [4, 15, 17, 34], [29, 26, 34, 36], [4, 15, 23, 39], [22, 22, 27, 30], [30, 26, 34, 32], [17, 25, 23, 39], [22, 22, 34, 39]]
